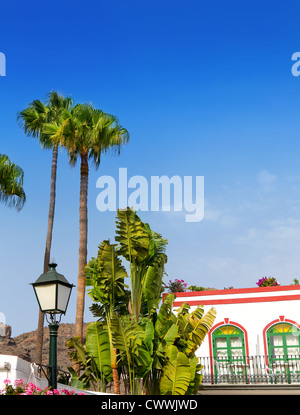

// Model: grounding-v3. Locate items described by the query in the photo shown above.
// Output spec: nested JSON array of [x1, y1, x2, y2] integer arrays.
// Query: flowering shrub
[[166, 278, 188, 293], [0, 379, 84, 395], [256, 277, 280, 287]]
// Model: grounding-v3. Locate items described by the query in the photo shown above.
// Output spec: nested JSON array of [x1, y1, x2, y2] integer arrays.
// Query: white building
[[0, 354, 109, 394], [172, 285, 300, 385]]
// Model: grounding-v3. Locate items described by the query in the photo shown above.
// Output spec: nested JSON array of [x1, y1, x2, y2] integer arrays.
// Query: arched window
[[212, 325, 247, 383], [267, 322, 300, 382]]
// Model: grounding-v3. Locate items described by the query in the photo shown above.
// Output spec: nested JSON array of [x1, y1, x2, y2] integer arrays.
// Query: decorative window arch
[[208, 319, 249, 383], [208, 318, 249, 358], [263, 316, 300, 379]]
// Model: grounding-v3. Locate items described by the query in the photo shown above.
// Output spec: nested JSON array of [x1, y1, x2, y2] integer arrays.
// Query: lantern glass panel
[[34, 283, 56, 312], [57, 284, 72, 313]]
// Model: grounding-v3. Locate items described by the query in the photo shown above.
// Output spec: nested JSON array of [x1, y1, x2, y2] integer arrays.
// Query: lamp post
[[31, 263, 75, 390]]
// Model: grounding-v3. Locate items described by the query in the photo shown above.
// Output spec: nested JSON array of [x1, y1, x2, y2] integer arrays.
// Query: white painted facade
[[171, 285, 300, 358], [0, 354, 110, 394]]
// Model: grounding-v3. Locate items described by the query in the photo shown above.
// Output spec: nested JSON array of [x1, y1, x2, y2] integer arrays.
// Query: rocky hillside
[[0, 323, 89, 373]]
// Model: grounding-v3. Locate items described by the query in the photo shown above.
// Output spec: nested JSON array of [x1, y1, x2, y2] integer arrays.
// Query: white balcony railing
[[198, 355, 300, 385]]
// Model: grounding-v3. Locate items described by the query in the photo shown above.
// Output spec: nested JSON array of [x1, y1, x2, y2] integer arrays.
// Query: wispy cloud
[[177, 171, 300, 288], [257, 170, 277, 191]]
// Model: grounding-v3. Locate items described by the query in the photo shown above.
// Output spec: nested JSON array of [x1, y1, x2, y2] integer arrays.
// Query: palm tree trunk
[[35, 146, 58, 364], [74, 153, 88, 343]]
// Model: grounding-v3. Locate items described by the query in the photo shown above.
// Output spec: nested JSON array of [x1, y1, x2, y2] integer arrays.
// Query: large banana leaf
[[143, 223, 168, 264], [85, 240, 128, 307], [183, 307, 216, 355], [143, 319, 154, 355], [160, 345, 191, 395], [153, 324, 179, 370], [174, 302, 191, 336], [66, 336, 87, 365], [66, 336, 103, 391], [142, 255, 167, 317], [174, 302, 191, 317], [86, 321, 113, 382], [111, 315, 153, 393], [155, 293, 176, 334], [186, 356, 203, 395], [152, 294, 179, 369], [115, 208, 150, 263]]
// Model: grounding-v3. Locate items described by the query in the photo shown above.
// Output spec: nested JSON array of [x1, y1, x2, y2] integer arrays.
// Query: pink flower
[[14, 379, 25, 387], [4, 379, 11, 384]]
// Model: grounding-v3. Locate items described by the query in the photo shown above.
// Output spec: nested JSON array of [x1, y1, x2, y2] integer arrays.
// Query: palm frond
[[18, 91, 74, 149], [0, 154, 26, 210]]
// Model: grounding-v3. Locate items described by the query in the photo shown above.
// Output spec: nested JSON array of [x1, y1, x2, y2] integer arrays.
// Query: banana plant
[[84, 240, 128, 394], [111, 314, 153, 394], [142, 256, 166, 318], [115, 208, 168, 322], [66, 208, 217, 395], [159, 345, 191, 395], [66, 335, 107, 391], [85, 322, 112, 389], [143, 293, 216, 395]]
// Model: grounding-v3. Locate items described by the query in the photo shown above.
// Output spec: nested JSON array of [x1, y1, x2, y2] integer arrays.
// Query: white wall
[[193, 299, 300, 357], [171, 286, 300, 358], [0, 354, 111, 395]]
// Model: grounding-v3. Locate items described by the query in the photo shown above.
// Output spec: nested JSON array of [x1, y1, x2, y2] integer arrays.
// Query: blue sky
[[1, 0, 300, 336]]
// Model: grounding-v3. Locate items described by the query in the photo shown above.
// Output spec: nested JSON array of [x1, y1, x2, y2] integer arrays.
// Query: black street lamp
[[31, 263, 75, 389]]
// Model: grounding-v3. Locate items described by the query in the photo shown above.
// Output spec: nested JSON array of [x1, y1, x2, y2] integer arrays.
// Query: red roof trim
[[172, 294, 300, 307], [164, 284, 300, 299]]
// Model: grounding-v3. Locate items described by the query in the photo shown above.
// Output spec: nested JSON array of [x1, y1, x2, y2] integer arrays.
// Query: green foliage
[[115, 207, 168, 321], [18, 91, 73, 148], [41, 103, 129, 168], [85, 240, 128, 311], [86, 322, 113, 384], [160, 345, 191, 395], [67, 208, 216, 395], [188, 285, 217, 291], [143, 293, 216, 395], [0, 154, 26, 210], [66, 335, 106, 391]]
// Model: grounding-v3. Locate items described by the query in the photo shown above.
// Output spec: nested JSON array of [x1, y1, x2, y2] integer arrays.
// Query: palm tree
[[18, 91, 73, 363], [45, 103, 129, 344], [0, 154, 25, 210]]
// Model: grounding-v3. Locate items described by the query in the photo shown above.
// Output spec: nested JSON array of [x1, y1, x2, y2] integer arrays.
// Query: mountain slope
[[0, 323, 89, 372]]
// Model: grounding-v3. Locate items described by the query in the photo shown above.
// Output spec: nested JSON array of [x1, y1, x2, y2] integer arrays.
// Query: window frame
[[265, 322, 300, 383], [267, 323, 300, 355], [212, 325, 247, 382]]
